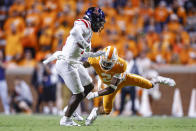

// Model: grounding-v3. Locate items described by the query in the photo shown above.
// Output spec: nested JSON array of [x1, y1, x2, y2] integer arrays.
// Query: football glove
[[86, 92, 99, 100]]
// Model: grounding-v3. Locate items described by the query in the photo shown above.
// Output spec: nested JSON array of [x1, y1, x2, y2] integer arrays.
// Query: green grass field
[[0, 115, 196, 131]]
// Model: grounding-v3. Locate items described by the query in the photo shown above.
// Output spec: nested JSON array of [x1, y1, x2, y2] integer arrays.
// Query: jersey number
[[101, 73, 112, 82]]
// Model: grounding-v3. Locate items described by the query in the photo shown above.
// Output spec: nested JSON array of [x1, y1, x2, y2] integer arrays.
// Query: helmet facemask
[[91, 20, 105, 32], [100, 56, 117, 71]]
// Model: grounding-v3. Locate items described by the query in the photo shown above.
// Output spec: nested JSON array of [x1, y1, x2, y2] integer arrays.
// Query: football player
[[83, 46, 176, 125], [43, 7, 105, 126]]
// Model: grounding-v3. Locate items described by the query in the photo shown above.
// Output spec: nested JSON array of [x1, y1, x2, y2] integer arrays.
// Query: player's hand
[[86, 92, 99, 100]]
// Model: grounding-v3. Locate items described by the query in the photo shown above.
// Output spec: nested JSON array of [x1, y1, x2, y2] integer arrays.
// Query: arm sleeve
[[82, 50, 105, 58]]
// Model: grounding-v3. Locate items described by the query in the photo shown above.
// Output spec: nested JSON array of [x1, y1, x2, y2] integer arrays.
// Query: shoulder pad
[[75, 19, 91, 29]]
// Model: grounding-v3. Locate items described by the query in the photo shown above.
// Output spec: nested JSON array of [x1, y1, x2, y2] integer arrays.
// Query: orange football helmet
[[100, 46, 118, 70]]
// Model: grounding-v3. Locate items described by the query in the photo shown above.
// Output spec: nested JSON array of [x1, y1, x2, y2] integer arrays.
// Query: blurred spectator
[[4, 9, 25, 35], [52, 24, 68, 52], [167, 14, 181, 33], [154, 1, 170, 31], [0, 0, 195, 65], [39, 27, 53, 51], [0, 49, 10, 114], [19, 49, 36, 67], [5, 24, 23, 61], [172, 0, 186, 24], [32, 61, 44, 113], [11, 77, 33, 114], [119, 51, 142, 115], [21, 18, 39, 55], [42, 60, 58, 115]]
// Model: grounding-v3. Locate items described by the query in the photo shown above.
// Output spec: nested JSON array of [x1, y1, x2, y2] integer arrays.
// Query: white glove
[[86, 92, 99, 100], [82, 50, 105, 58]]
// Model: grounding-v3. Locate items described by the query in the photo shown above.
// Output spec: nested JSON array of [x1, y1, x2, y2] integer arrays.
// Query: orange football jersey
[[88, 56, 127, 85]]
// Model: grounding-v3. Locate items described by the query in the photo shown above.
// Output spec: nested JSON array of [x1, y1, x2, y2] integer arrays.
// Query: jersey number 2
[[101, 73, 112, 82]]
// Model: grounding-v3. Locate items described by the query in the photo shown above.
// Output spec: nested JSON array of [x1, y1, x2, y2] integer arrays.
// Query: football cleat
[[63, 106, 84, 121], [85, 107, 98, 126], [60, 116, 81, 126], [72, 112, 84, 121], [152, 76, 176, 87]]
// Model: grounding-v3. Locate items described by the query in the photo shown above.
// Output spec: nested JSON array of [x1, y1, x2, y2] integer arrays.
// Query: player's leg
[[125, 73, 176, 88], [62, 64, 95, 122], [56, 60, 84, 126], [124, 73, 153, 89], [102, 84, 123, 114], [77, 64, 94, 96], [85, 84, 123, 126]]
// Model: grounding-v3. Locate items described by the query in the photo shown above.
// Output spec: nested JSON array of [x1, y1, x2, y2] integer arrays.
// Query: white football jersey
[[62, 19, 92, 60]]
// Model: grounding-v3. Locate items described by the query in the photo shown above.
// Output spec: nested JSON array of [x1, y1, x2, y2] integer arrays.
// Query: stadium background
[[0, 0, 196, 117]]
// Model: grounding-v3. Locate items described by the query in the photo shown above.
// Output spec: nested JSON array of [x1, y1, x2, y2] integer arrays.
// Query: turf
[[0, 115, 195, 131]]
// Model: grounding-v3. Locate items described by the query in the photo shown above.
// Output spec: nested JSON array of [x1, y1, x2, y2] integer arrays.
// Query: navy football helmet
[[84, 7, 105, 32]]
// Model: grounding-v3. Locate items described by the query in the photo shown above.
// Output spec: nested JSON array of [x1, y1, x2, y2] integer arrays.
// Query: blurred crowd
[[0, 0, 196, 114], [0, 0, 196, 66]]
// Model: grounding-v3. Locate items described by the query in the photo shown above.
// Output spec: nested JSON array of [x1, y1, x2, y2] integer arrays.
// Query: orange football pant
[[103, 73, 153, 114]]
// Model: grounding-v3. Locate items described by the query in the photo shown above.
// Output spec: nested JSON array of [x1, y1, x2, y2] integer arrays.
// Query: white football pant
[[55, 59, 92, 94]]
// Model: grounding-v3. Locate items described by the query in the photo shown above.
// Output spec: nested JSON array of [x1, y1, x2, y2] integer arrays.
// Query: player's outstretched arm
[[86, 86, 115, 100], [86, 74, 121, 100], [82, 50, 105, 58]]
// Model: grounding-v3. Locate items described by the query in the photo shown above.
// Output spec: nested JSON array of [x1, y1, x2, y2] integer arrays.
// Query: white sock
[[63, 116, 71, 121], [43, 106, 50, 114]]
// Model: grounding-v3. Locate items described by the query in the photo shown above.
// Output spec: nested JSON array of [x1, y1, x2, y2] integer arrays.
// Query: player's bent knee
[[84, 83, 94, 95], [85, 83, 94, 91], [75, 92, 85, 100]]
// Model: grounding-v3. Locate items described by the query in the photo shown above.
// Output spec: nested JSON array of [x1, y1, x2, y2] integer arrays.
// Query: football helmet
[[84, 7, 105, 32], [100, 46, 118, 70]]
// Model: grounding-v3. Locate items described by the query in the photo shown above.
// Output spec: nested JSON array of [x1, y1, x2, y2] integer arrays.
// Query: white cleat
[[152, 76, 176, 87], [85, 107, 98, 126], [60, 116, 81, 126], [72, 112, 84, 121], [63, 106, 84, 121]]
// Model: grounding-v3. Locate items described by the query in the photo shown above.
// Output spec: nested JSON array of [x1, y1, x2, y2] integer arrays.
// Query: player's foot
[[152, 76, 176, 87], [60, 116, 81, 126], [63, 106, 84, 121], [85, 107, 98, 126], [72, 112, 84, 121]]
